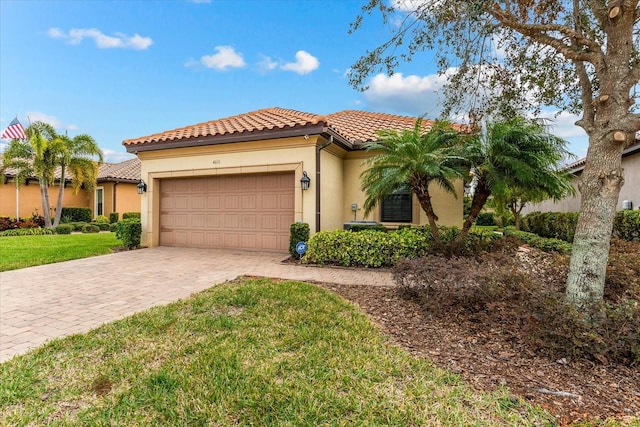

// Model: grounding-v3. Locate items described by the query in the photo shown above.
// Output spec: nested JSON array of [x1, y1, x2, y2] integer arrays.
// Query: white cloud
[[391, 0, 432, 12], [258, 55, 278, 72], [24, 112, 79, 133], [281, 50, 319, 75], [102, 148, 136, 163], [47, 27, 153, 50], [363, 71, 453, 116], [192, 46, 246, 71]]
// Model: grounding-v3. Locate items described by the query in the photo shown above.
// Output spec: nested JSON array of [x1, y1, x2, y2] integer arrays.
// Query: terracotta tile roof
[[123, 107, 327, 146], [122, 107, 435, 149], [326, 110, 434, 144], [98, 157, 141, 182], [1, 154, 140, 182]]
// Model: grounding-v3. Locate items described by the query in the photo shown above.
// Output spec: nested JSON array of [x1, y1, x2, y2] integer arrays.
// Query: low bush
[[0, 215, 45, 232], [115, 219, 142, 249], [95, 215, 110, 224], [68, 222, 89, 231], [289, 222, 310, 259], [55, 224, 74, 235], [302, 226, 502, 268], [393, 249, 640, 365], [345, 223, 387, 232], [0, 228, 55, 237], [612, 210, 640, 241], [474, 212, 496, 226], [503, 227, 572, 254], [95, 222, 111, 231], [82, 224, 100, 233], [122, 212, 141, 220], [109, 223, 118, 233], [60, 207, 92, 223], [109, 212, 119, 224]]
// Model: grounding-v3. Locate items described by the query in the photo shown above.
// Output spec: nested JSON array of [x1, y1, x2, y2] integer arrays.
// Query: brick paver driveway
[[0, 247, 393, 363]]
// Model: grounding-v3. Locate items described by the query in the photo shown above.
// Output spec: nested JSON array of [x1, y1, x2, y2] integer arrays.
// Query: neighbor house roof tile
[[122, 107, 434, 148], [98, 157, 141, 182]]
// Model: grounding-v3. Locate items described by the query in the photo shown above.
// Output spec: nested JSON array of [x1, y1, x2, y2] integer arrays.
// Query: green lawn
[[0, 233, 123, 271], [0, 277, 555, 426]]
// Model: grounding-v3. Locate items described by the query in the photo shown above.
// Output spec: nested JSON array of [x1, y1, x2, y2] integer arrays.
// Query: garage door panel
[[160, 173, 293, 251]]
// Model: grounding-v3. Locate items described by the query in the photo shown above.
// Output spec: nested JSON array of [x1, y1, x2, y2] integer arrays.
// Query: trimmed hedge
[[503, 227, 573, 254], [612, 210, 640, 241], [289, 222, 310, 259], [523, 210, 640, 243], [60, 207, 92, 223], [82, 224, 100, 233], [122, 212, 141, 220], [109, 212, 119, 223], [302, 226, 501, 268], [0, 228, 55, 236], [55, 224, 74, 235], [94, 222, 111, 231], [95, 215, 109, 223], [115, 219, 142, 249], [475, 212, 496, 226]]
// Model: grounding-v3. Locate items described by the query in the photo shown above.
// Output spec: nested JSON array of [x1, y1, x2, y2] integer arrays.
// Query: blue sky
[[0, 0, 588, 163]]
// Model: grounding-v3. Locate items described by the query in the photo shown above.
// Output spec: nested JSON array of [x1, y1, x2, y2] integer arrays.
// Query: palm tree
[[2, 121, 103, 228], [52, 133, 103, 227], [360, 119, 466, 245], [457, 117, 574, 243]]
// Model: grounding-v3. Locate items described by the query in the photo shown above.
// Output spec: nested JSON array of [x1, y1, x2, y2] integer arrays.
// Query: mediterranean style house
[[0, 157, 141, 219], [123, 107, 464, 252], [522, 139, 640, 214]]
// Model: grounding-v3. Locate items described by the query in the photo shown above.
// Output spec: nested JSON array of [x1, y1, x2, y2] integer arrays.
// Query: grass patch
[[0, 277, 555, 426], [0, 233, 123, 271]]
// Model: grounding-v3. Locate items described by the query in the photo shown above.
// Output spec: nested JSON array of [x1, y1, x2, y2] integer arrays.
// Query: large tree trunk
[[565, 131, 626, 306]]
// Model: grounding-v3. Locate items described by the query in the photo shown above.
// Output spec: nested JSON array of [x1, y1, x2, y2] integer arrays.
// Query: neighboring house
[[522, 139, 640, 214], [123, 107, 463, 252], [0, 156, 141, 219]]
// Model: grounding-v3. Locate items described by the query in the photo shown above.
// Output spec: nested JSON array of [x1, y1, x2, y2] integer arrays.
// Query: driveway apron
[[0, 246, 393, 362]]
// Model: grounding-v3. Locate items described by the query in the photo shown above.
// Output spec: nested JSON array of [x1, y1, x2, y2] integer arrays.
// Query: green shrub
[[503, 226, 572, 254], [475, 212, 496, 226], [95, 215, 110, 224], [67, 222, 89, 231], [109, 212, 119, 224], [0, 228, 55, 236], [109, 223, 119, 233], [521, 211, 578, 242], [344, 223, 387, 232], [95, 222, 111, 231], [116, 219, 142, 249], [55, 224, 74, 235], [82, 224, 100, 233], [289, 222, 310, 258], [612, 210, 640, 241], [60, 207, 92, 223], [122, 212, 141, 220]]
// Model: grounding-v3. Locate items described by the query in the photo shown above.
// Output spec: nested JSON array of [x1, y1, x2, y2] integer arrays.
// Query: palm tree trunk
[[414, 188, 442, 245], [40, 180, 52, 228], [455, 175, 490, 244], [53, 165, 66, 228]]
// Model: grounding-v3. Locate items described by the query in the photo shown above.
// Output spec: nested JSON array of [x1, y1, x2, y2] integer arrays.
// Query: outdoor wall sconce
[[137, 179, 147, 195], [300, 171, 311, 191]]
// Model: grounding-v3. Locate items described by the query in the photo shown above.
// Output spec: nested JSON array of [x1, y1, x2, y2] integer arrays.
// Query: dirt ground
[[316, 281, 639, 425]]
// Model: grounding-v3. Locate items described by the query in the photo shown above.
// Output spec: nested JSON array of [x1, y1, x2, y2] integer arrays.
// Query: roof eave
[[125, 124, 328, 153]]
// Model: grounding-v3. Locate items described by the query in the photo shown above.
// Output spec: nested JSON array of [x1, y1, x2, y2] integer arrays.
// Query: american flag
[[1, 117, 27, 140]]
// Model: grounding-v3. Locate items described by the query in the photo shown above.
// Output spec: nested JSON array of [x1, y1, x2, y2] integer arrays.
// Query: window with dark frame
[[381, 185, 412, 223]]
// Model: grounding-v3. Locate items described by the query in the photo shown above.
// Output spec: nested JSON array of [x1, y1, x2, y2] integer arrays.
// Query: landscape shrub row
[[0, 215, 46, 232], [502, 227, 573, 254], [60, 207, 92, 223], [522, 210, 640, 242], [0, 227, 55, 237], [302, 226, 501, 268], [122, 212, 141, 220]]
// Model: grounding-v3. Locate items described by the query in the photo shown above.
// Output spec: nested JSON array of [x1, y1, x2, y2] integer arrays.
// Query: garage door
[[160, 173, 294, 251]]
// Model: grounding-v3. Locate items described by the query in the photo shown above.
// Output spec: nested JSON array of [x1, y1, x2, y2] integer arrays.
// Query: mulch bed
[[316, 281, 639, 425]]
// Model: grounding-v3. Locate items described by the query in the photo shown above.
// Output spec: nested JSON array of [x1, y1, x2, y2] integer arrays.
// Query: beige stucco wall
[[319, 144, 345, 231], [89, 182, 141, 219], [136, 136, 318, 247], [0, 180, 90, 218], [523, 152, 640, 214]]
